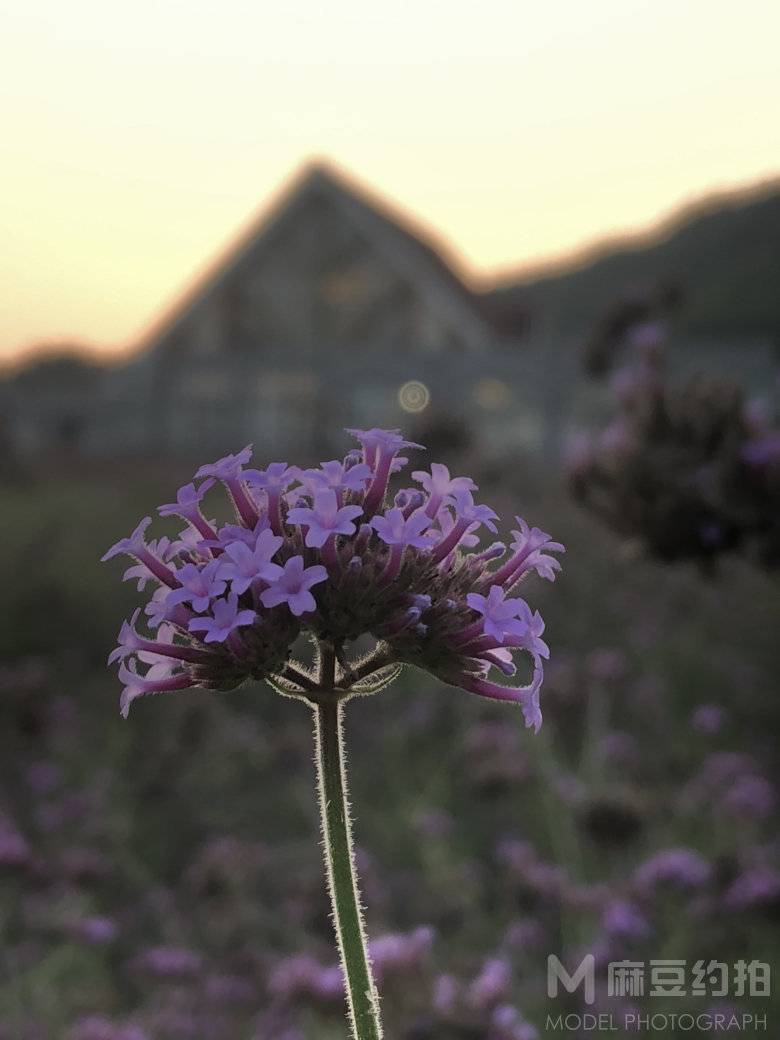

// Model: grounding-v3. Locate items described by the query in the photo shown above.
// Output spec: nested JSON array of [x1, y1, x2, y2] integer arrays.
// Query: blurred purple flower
[[432, 973, 460, 1016], [722, 774, 775, 820], [724, 865, 780, 910], [690, 704, 727, 735], [0, 818, 30, 870], [586, 647, 627, 683], [491, 1005, 539, 1040], [369, 926, 434, 980], [601, 899, 651, 939], [67, 1018, 149, 1040], [70, 916, 119, 946], [131, 945, 203, 979], [467, 957, 511, 1011], [633, 848, 711, 894]]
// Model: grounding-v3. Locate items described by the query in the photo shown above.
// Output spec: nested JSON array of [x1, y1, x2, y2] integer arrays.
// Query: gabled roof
[[137, 160, 496, 355]]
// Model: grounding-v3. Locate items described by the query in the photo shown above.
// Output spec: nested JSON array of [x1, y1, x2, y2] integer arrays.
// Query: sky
[[2, 0, 779, 362]]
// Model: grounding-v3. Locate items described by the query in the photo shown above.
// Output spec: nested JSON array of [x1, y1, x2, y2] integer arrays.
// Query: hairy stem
[[337, 644, 392, 689], [314, 696, 383, 1039]]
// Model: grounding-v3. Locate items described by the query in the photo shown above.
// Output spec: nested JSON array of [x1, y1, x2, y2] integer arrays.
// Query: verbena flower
[[632, 848, 711, 895], [724, 865, 780, 911], [102, 429, 564, 728], [572, 311, 780, 569]]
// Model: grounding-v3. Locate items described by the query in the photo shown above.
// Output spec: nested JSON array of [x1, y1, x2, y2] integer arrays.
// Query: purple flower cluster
[[102, 429, 564, 729], [433, 959, 538, 1039], [632, 848, 712, 894], [571, 312, 780, 570]]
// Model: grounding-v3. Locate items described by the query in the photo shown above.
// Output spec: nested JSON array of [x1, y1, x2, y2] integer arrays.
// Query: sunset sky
[[2, 0, 779, 362]]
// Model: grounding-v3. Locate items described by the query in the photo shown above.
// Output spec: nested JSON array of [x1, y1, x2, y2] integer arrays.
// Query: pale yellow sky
[[2, 0, 779, 361]]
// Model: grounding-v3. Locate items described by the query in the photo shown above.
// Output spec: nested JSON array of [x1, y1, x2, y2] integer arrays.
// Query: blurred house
[[5, 164, 776, 464], [2, 163, 548, 463]]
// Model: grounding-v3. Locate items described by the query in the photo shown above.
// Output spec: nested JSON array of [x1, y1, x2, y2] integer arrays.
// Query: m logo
[[547, 954, 596, 1006]]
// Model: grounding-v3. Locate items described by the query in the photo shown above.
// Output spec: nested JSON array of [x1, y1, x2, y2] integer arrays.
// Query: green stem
[[314, 696, 383, 1039]]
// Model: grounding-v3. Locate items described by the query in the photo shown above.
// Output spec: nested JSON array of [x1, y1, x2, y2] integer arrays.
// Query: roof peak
[[135, 158, 493, 353]]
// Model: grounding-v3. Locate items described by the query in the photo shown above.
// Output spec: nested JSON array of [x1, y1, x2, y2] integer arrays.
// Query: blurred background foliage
[[0, 447, 777, 1038]]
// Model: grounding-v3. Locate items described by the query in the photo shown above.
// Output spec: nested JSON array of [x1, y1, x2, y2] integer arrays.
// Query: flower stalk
[[314, 689, 382, 1039]]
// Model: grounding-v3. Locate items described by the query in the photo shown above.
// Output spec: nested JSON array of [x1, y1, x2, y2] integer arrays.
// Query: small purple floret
[[369, 507, 431, 548], [260, 556, 328, 617], [166, 561, 226, 613], [288, 489, 363, 548], [215, 530, 284, 593], [188, 593, 256, 643]]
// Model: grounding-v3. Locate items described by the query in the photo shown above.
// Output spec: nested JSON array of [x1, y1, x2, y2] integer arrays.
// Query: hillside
[[486, 180, 780, 342]]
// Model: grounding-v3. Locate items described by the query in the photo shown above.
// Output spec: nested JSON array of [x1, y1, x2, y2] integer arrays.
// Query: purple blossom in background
[[0, 816, 30, 869], [690, 703, 727, 734], [586, 647, 627, 683], [204, 973, 257, 1006], [633, 848, 711, 895], [432, 973, 460, 1016], [268, 953, 344, 1005], [101, 429, 562, 723], [467, 957, 512, 1011], [724, 865, 780, 910], [368, 926, 434, 981], [721, 774, 775, 819], [131, 945, 203, 979], [70, 916, 120, 946], [67, 1017, 149, 1040], [740, 430, 780, 468], [627, 320, 667, 354], [491, 1005, 539, 1040], [599, 729, 639, 766], [25, 760, 61, 796], [503, 918, 546, 952], [601, 899, 651, 939]]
